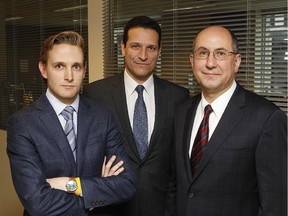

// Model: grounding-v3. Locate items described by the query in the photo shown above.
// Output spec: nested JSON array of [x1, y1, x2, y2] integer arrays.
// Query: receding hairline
[[192, 25, 239, 53]]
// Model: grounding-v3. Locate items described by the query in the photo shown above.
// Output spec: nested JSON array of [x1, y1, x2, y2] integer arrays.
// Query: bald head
[[192, 26, 239, 54]]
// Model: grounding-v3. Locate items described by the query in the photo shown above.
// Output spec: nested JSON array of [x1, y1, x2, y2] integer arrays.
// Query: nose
[[138, 48, 148, 61], [205, 52, 217, 69], [64, 68, 73, 82]]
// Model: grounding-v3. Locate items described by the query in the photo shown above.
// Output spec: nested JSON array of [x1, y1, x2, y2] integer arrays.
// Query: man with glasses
[[174, 26, 287, 216]]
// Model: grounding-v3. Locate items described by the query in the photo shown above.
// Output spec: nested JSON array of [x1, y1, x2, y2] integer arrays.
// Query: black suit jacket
[[83, 73, 190, 216], [175, 84, 287, 216], [7, 94, 135, 216]]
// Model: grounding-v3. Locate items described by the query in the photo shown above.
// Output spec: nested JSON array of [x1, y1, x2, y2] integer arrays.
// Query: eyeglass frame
[[192, 48, 238, 60]]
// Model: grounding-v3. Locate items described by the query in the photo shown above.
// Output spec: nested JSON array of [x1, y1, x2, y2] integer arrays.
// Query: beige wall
[[0, 130, 23, 215], [88, 0, 104, 82], [0, 0, 103, 214]]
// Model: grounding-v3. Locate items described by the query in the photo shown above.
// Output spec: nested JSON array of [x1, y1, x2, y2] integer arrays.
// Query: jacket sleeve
[[80, 111, 136, 209], [256, 108, 287, 216]]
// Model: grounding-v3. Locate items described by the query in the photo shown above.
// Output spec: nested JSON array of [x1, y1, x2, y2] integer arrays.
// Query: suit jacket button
[[188, 193, 194, 199]]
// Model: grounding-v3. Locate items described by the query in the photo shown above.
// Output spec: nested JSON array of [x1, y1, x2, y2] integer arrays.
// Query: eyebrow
[[51, 61, 84, 66], [130, 41, 158, 47], [197, 46, 227, 50]]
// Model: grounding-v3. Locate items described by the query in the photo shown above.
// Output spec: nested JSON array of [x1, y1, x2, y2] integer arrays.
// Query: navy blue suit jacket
[[175, 84, 287, 216], [7, 94, 135, 216]]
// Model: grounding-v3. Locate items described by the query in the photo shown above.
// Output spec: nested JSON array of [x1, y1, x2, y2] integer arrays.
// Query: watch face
[[66, 180, 77, 192]]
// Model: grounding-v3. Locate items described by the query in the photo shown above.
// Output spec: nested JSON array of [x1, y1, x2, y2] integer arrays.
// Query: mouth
[[135, 62, 150, 66], [62, 85, 75, 88], [202, 71, 219, 76]]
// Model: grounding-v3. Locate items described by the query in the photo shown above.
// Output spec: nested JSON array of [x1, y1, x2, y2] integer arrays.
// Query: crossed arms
[[47, 155, 125, 192], [7, 108, 136, 216]]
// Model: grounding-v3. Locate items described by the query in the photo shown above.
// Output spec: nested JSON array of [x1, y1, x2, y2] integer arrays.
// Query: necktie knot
[[61, 106, 74, 121], [135, 85, 145, 96], [204, 104, 213, 116]]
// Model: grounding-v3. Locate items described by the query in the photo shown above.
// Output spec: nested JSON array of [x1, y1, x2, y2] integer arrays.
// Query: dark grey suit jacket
[[7, 94, 135, 216], [83, 73, 190, 216], [175, 84, 287, 216]]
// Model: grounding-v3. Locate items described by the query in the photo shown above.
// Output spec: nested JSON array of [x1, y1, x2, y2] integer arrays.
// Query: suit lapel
[[183, 96, 201, 182], [191, 85, 245, 182], [110, 74, 140, 160], [76, 97, 94, 175], [36, 95, 76, 174], [148, 76, 167, 155]]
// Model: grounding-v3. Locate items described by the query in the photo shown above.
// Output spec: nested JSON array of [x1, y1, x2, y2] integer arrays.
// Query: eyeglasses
[[193, 48, 236, 60]]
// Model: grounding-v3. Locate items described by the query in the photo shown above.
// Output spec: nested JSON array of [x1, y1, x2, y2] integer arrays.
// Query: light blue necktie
[[133, 85, 148, 160], [61, 106, 77, 161]]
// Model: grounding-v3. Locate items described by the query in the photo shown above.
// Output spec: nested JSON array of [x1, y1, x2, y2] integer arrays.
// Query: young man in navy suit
[[83, 16, 190, 216], [175, 25, 287, 216], [7, 31, 135, 216]]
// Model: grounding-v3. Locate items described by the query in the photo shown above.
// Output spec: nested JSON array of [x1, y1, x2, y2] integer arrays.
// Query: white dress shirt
[[124, 70, 155, 145], [189, 81, 237, 157]]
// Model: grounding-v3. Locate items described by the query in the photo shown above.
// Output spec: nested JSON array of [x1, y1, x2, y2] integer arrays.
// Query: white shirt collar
[[45, 88, 79, 116], [201, 80, 237, 117], [124, 69, 154, 96]]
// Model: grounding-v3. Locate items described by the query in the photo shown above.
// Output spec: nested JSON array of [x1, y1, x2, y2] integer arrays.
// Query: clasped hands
[[46, 155, 124, 192]]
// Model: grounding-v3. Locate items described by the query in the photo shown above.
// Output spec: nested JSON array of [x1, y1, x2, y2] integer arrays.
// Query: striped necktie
[[61, 106, 77, 161], [190, 104, 213, 175]]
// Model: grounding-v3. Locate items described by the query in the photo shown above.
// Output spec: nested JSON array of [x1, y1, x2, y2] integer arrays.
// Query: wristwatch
[[65, 177, 78, 193]]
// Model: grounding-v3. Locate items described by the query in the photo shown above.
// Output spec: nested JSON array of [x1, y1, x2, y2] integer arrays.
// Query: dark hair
[[40, 31, 86, 65], [122, 16, 162, 48], [192, 26, 239, 54]]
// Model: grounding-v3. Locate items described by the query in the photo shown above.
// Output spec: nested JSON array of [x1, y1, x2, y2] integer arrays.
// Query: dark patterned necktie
[[61, 106, 77, 161], [190, 104, 213, 175], [133, 85, 148, 160]]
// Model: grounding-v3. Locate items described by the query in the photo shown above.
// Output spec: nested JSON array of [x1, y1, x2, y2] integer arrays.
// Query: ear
[[157, 46, 161, 58], [234, 54, 241, 73], [83, 65, 87, 79], [189, 53, 194, 68], [39, 62, 48, 79], [121, 41, 125, 56]]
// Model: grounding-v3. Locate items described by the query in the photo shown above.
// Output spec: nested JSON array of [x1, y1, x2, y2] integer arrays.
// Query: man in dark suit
[[175, 25, 287, 216], [7, 31, 135, 216], [83, 16, 189, 216]]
